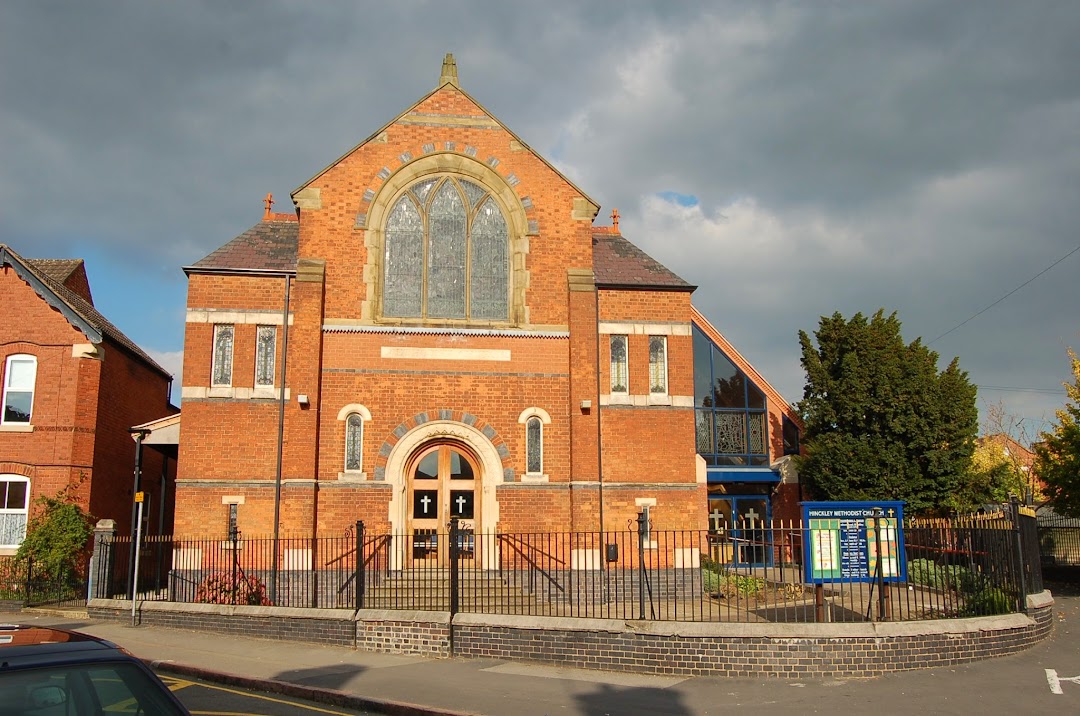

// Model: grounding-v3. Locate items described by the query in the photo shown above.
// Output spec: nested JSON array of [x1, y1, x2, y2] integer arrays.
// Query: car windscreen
[[0, 660, 189, 715]]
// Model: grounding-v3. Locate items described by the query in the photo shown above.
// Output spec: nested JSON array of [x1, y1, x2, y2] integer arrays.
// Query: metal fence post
[[636, 511, 647, 620], [23, 556, 33, 607], [449, 518, 460, 618], [1009, 496, 1028, 610], [355, 520, 365, 610]]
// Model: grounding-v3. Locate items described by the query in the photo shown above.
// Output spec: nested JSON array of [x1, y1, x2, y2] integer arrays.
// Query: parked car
[[0, 624, 189, 715]]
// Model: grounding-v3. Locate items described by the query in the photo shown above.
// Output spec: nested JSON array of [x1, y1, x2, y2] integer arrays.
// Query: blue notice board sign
[[801, 501, 907, 584]]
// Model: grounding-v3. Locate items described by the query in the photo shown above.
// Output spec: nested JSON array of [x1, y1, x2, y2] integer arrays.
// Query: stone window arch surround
[[383, 419, 503, 570], [362, 153, 530, 326], [336, 404, 372, 479]]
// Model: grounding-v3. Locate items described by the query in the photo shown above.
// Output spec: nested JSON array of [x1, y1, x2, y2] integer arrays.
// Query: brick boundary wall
[[88, 591, 1052, 677], [87, 601, 450, 657]]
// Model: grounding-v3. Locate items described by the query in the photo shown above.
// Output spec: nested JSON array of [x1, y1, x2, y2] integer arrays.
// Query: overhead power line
[[929, 242, 1080, 345], [976, 384, 1066, 395]]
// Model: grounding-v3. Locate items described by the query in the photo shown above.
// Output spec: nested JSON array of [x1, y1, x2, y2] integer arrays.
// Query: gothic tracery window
[[383, 176, 510, 321]]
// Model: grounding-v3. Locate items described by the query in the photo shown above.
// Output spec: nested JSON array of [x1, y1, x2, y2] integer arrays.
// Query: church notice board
[[801, 501, 907, 584]]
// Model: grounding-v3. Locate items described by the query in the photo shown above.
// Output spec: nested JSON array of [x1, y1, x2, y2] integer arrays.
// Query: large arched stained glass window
[[383, 176, 510, 321]]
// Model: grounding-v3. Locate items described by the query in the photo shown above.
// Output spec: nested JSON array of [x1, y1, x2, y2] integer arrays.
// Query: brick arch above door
[[381, 416, 505, 541]]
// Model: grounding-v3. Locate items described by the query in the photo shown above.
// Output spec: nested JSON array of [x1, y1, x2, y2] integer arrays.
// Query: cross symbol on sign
[[419, 495, 432, 514], [455, 494, 468, 513], [709, 509, 726, 531], [744, 507, 760, 525]]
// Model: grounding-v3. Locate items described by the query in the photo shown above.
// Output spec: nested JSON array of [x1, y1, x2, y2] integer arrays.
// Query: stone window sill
[[521, 473, 549, 483], [338, 471, 369, 482], [0, 424, 33, 433]]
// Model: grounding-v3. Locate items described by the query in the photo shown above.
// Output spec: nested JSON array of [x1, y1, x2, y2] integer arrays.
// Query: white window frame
[[211, 324, 235, 388], [254, 325, 277, 388], [648, 336, 668, 395], [609, 335, 629, 395], [2, 354, 37, 426], [0, 476, 30, 549]]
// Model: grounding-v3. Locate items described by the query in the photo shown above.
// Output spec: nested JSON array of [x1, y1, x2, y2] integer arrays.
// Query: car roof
[[0, 624, 127, 669]]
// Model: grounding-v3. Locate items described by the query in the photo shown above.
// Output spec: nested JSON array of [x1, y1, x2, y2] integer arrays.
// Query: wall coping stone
[[89, 599, 353, 622], [1027, 589, 1054, 610], [452, 605, 1045, 639]]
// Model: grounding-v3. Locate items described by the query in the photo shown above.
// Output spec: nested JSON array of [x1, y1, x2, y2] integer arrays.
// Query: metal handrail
[[497, 534, 566, 595]]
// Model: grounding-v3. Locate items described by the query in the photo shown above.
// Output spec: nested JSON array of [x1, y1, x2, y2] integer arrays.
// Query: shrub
[[702, 565, 766, 598], [908, 558, 1015, 616], [194, 572, 271, 606], [908, 558, 965, 592]]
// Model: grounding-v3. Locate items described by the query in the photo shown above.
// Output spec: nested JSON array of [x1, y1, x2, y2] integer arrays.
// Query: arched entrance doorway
[[407, 443, 480, 566]]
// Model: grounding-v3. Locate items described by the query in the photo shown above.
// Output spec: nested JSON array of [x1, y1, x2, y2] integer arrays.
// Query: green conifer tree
[[797, 310, 979, 514]]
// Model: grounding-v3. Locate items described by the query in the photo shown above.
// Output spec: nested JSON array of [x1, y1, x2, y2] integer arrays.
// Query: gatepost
[[87, 519, 116, 600]]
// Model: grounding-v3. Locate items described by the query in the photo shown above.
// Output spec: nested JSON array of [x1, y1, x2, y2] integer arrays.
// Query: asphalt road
[[156, 672, 378, 716]]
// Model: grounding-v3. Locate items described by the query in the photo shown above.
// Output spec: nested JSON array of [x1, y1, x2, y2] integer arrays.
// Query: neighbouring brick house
[[0, 245, 178, 555], [176, 56, 801, 567]]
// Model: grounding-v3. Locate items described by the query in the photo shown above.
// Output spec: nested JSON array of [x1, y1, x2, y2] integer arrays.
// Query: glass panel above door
[[449, 450, 473, 479]]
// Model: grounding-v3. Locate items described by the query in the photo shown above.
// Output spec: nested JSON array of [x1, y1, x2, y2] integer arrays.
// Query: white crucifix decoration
[[419, 494, 432, 515], [455, 494, 468, 514], [709, 509, 726, 531], [744, 507, 760, 526]]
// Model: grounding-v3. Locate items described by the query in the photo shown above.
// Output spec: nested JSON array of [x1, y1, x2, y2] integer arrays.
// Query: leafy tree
[[797, 310, 979, 514], [1034, 348, 1080, 517], [16, 485, 94, 577], [966, 402, 1037, 508]]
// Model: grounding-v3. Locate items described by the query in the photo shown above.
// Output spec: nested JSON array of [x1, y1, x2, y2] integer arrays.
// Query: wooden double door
[[407, 443, 479, 565]]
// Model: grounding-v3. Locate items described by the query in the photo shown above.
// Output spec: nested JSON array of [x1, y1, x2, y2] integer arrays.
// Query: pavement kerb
[[146, 658, 479, 716]]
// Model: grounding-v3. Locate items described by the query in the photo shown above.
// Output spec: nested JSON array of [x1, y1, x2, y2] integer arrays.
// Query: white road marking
[[1045, 668, 1080, 694]]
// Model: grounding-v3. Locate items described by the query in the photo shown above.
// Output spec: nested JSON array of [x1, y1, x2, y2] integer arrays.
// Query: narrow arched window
[[345, 413, 364, 472], [383, 176, 509, 321], [526, 417, 543, 475]]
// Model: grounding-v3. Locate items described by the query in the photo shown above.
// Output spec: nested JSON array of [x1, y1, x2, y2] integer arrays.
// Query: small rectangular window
[[2, 355, 36, 424], [255, 326, 276, 387], [227, 503, 239, 538], [783, 415, 800, 456], [648, 336, 667, 394], [610, 335, 628, 394], [211, 325, 234, 387]]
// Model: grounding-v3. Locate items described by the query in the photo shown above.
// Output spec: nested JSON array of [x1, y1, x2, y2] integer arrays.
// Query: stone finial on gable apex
[[439, 53, 459, 88]]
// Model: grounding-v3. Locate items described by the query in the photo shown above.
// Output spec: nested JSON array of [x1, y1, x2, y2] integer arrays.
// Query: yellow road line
[[162, 675, 360, 715]]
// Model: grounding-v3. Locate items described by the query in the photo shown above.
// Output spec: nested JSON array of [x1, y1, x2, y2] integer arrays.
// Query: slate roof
[[185, 219, 299, 275], [0, 245, 170, 378], [27, 258, 84, 284], [592, 232, 695, 291]]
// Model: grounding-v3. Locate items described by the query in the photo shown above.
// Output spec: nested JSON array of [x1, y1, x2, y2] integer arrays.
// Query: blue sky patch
[[657, 191, 699, 207]]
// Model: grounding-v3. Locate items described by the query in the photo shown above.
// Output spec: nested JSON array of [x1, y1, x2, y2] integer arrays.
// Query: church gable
[[290, 55, 599, 329]]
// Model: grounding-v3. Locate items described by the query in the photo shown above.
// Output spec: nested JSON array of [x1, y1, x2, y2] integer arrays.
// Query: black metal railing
[[1036, 507, 1080, 569], [0, 555, 90, 609], [92, 512, 1042, 623]]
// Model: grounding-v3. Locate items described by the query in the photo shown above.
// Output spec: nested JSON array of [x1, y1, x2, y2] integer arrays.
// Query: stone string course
[[88, 591, 1052, 678]]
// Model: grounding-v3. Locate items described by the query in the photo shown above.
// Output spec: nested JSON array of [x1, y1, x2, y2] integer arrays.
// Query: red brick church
[[175, 56, 802, 565]]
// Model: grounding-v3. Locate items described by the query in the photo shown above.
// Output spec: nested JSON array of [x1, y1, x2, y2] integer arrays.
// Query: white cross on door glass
[[414, 490, 438, 517], [450, 490, 474, 518]]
